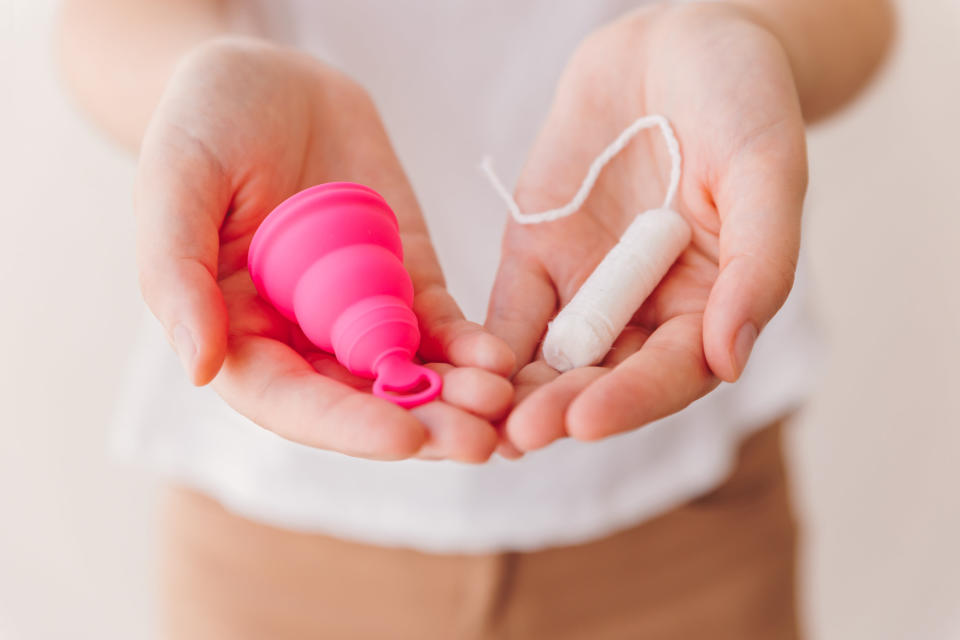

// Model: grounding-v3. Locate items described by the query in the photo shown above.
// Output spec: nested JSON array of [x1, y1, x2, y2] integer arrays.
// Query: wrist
[[183, 35, 363, 97], [178, 35, 303, 79], [631, 1, 830, 119], [710, 0, 895, 120], [614, 0, 877, 122], [708, 2, 819, 116], [601, 2, 804, 108]]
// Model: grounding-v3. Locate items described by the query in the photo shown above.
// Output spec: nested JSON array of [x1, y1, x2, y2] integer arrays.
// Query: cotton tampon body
[[482, 115, 691, 372], [542, 208, 690, 371]]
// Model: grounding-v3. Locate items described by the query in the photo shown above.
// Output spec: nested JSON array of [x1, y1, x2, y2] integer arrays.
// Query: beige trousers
[[160, 422, 799, 639]]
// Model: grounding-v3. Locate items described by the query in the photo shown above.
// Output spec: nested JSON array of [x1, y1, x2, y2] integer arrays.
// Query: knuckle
[[729, 251, 797, 305]]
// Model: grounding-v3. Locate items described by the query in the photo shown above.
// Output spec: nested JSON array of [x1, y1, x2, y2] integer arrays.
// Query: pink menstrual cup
[[248, 182, 442, 408]]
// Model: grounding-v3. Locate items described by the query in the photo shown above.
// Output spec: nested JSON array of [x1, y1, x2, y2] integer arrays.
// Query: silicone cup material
[[248, 182, 442, 408], [372, 353, 444, 409]]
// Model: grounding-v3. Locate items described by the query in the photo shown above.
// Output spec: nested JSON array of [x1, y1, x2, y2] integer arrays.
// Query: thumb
[[135, 124, 230, 385], [703, 125, 807, 382]]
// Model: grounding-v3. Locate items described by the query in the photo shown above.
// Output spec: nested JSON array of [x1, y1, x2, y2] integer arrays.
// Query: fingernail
[[733, 322, 758, 376], [172, 324, 197, 376]]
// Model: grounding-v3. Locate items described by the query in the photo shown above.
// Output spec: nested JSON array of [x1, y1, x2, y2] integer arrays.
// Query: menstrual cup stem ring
[[372, 352, 443, 409]]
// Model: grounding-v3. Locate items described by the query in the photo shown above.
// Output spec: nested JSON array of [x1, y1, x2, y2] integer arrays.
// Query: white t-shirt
[[112, 0, 822, 553]]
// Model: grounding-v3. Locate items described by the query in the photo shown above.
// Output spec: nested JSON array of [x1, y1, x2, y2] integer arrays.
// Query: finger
[[493, 361, 560, 457], [426, 363, 514, 422], [214, 335, 427, 460], [567, 313, 719, 441], [512, 360, 561, 403], [600, 325, 653, 367], [485, 254, 557, 371], [306, 352, 372, 390], [305, 356, 505, 463], [414, 280, 515, 376], [348, 140, 517, 377], [703, 123, 807, 382], [135, 124, 230, 385], [506, 366, 607, 452], [411, 402, 498, 464], [496, 440, 525, 460]]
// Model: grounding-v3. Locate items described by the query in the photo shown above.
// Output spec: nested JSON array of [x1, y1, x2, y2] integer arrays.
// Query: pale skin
[[59, 0, 893, 460], [488, 1, 895, 452]]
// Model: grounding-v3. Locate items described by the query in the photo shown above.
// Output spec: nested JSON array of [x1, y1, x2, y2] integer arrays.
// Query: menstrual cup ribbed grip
[[248, 182, 442, 408]]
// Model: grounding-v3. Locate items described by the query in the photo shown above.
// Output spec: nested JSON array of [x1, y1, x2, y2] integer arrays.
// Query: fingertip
[[340, 395, 429, 460], [142, 254, 229, 386], [476, 332, 518, 377], [505, 401, 563, 453], [702, 267, 761, 383], [172, 323, 199, 382], [380, 420, 431, 460], [196, 313, 231, 388], [411, 403, 498, 464], [566, 381, 621, 442], [702, 325, 739, 384], [191, 357, 225, 386], [731, 322, 758, 381], [495, 440, 525, 460], [508, 366, 607, 451], [174, 322, 226, 387], [179, 294, 230, 387], [437, 366, 514, 422], [444, 324, 517, 376]]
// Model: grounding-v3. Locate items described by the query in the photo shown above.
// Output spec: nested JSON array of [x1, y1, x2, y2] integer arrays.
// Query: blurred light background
[[1, 1, 958, 638]]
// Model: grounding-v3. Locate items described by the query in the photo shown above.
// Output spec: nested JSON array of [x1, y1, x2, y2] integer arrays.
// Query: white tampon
[[482, 115, 691, 371], [542, 208, 690, 371]]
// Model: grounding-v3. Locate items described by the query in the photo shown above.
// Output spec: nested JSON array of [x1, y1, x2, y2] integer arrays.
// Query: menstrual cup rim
[[247, 182, 397, 292]]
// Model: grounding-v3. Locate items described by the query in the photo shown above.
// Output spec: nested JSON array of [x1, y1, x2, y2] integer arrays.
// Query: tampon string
[[481, 115, 692, 372], [480, 114, 682, 225]]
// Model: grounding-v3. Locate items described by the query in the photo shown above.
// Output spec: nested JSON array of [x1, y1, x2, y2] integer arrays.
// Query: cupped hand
[[136, 38, 514, 463], [486, 4, 807, 451]]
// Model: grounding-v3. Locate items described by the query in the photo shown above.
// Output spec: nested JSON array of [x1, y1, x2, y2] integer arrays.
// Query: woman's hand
[[486, 4, 808, 451], [137, 38, 514, 462]]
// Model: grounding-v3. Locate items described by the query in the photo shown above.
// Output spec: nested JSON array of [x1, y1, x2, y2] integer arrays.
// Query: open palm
[[486, 4, 807, 451], [137, 39, 514, 462]]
